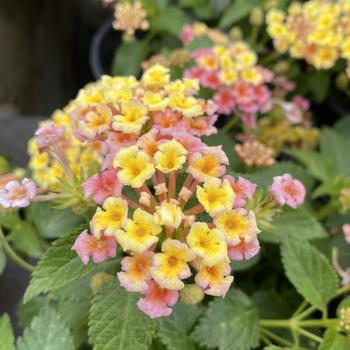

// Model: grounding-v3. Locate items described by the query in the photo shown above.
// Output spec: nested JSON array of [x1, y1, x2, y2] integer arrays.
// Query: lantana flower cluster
[[28, 64, 217, 191], [73, 136, 261, 318], [267, 0, 350, 73], [70, 129, 306, 318], [178, 23, 319, 155]]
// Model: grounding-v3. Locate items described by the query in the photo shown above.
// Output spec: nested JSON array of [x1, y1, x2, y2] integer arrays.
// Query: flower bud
[[0, 157, 9, 175], [340, 188, 350, 212], [263, 0, 278, 11], [339, 307, 350, 334], [180, 284, 204, 305], [229, 26, 242, 40], [335, 73, 348, 91], [273, 60, 290, 74], [90, 272, 114, 294], [250, 6, 264, 26]]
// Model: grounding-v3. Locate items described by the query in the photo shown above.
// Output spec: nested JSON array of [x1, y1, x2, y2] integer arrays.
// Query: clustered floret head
[[72, 133, 264, 318], [267, 0, 350, 73]]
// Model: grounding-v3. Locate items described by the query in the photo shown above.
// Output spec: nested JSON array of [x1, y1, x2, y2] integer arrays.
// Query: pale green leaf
[[16, 306, 74, 350], [59, 298, 89, 348], [192, 289, 259, 350], [219, 0, 258, 29], [0, 211, 20, 229], [334, 115, 350, 137], [0, 244, 6, 274], [17, 297, 48, 329], [260, 209, 327, 243], [320, 128, 350, 177], [0, 314, 14, 350], [186, 36, 213, 52], [284, 149, 335, 182], [89, 280, 158, 350], [158, 302, 203, 350], [318, 329, 350, 350], [281, 240, 338, 311], [9, 221, 43, 258], [112, 40, 150, 77], [29, 202, 84, 239], [151, 6, 189, 37], [23, 227, 100, 302]]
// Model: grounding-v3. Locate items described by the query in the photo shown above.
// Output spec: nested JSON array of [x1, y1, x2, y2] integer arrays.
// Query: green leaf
[[264, 347, 296, 350], [320, 128, 350, 177], [219, 0, 258, 29], [158, 302, 203, 350], [307, 71, 330, 103], [285, 149, 335, 182], [186, 36, 213, 52], [0, 244, 6, 274], [9, 221, 43, 258], [0, 211, 20, 230], [89, 280, 158, 350], [334, 115, 350, 137], [23, 227, 100, 303], [252, 289, 293, 319], [281, 240, 338, 311], [112, 40, 150, 77], [260, 208, 327, 243], [245, 161, 315, 193], [17, 297, 48, 329], [59, 298, 90, 348], [192, 289, 259, 350], [318, 329, 350, 350], [17, 306, 74, 350], [151, 6, 189, 37], [0, 314, 14, 350], [29, 202, 84, 239]]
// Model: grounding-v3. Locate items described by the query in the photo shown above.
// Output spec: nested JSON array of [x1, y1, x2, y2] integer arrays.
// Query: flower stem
[[222, 115, 240, 133], [298, 328, 323, 343], [334, 283, 350, 298], [0, 227, 35, 272]]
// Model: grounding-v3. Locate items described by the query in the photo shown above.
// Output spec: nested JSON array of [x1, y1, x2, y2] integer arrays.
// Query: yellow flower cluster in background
[[267, 0, 350, 71]]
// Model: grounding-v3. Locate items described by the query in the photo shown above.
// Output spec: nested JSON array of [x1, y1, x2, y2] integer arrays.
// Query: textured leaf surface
[[158, 302, 203, 350], [192, 289, 259, 350], [29, 202, 84, 239], [260, 209, 327, 243], [281, 240, 338, 311], [16, 306, 74, 350], [318, 329, 350, 350], [285, 149, 335, 182], [24, 227, 99, 302], [0, 314, 14, 350], [89, 280, 158, 350]]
